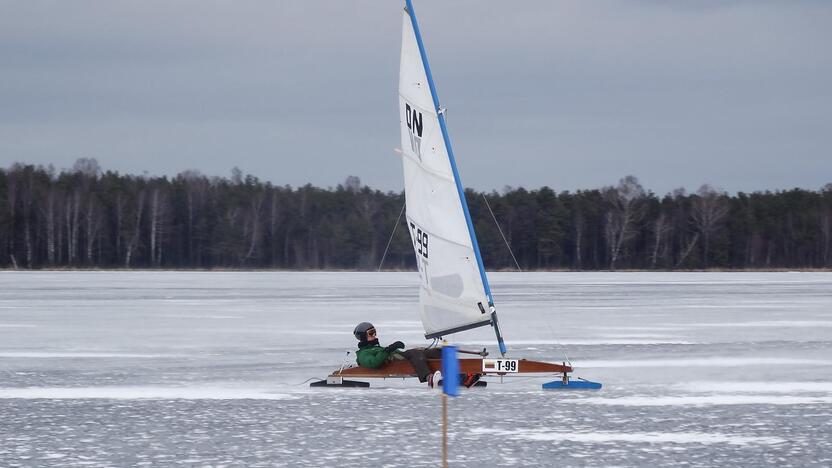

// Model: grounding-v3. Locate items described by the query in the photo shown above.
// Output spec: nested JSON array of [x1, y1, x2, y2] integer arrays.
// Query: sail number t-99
[[482, 359, 519, 373], [409, 222, 428, 259]]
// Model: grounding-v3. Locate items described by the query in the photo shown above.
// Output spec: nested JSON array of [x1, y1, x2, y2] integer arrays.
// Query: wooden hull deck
[[331, 358, 572, 379]]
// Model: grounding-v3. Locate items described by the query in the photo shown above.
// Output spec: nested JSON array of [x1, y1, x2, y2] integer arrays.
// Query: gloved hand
[[384, 341, 405, 353]]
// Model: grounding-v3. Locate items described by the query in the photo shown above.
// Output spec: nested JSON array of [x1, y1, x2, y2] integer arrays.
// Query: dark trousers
[[401, 348, 443, 382]]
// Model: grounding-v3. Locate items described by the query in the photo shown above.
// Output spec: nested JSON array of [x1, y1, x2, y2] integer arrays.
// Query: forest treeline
[[1, 159, 831, 270]]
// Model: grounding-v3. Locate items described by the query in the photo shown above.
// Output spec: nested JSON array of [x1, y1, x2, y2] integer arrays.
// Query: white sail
[[398, 4, 493, 339]]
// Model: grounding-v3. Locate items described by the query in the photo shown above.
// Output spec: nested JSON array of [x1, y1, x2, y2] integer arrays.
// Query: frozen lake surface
[[1, 271, 831, 467]]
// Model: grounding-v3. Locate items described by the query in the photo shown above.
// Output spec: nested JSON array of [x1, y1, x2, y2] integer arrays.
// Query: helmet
[[353, 322, 375, 341]]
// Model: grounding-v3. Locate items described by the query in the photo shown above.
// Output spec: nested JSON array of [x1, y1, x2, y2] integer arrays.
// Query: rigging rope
[[546, 321, 572, 367], [482, 193, 521, 271], [377, 200, 407, 271]]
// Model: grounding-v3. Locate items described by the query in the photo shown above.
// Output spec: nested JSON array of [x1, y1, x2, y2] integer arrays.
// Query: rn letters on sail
[[405, 102, 423, 159]]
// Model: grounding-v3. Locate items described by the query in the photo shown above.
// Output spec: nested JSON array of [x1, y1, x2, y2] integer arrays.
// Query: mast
[[404, 0, 507, 356]]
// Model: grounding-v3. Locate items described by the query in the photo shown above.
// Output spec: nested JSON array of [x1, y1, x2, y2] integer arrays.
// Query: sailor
[[353, 322, 480, 388]]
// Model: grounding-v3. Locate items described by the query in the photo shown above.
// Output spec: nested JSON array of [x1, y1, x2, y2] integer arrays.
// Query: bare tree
[[44, 189, 57, 265], [691, 184, 730, 267], [666, 187, 698, 268], [242, 191, 264, 265], [603, 175, 645, 269], [149, 187, 168, 267], [821, 183, 832, 266], [65, 190, 81, 264], [357, 190, 380, 266], [676, 232, 700, 267], [124, 190, 145, 268], [649, 212, 672, 268], [222, 204, 243, 264], [6, 169, 18, 269], [5, 164, 38, 268], [19, 170, 34, 268], [821, 214, 831, 266], [230, 166, 243, 185], [344, 175, 361, 193], [42, 165, 59, 265], [72, 158, 101, 178], [84, 197, 101, 264], [269, 189, 283, 267], [114, 192, 125, 261], [181, 170, 208, 265], [574, 209, 584, 269]]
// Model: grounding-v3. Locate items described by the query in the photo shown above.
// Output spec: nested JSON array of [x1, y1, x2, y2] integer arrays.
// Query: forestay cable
[[377, 200, 407, 271]]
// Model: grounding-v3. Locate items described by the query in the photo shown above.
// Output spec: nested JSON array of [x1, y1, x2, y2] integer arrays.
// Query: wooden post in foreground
[[440, 345, 459, 467], [442, 393, 448, 468]]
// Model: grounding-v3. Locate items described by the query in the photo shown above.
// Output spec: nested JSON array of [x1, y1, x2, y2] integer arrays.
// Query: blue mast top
[[405, 0, 506, 355]]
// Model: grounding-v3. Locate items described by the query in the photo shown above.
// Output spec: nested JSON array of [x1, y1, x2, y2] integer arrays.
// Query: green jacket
[[356, 342, 389, 369]]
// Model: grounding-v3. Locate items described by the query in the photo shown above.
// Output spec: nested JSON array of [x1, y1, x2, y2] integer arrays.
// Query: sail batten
[[400, 154, 456, 183], [400, 0, 496, 339]]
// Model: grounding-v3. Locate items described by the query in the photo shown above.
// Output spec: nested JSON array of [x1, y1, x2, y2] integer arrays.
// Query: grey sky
[[1, 0, 830, 195]]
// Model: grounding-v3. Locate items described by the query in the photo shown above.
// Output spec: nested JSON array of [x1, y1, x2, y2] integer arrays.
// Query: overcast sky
[[1, 0, 830, 195]]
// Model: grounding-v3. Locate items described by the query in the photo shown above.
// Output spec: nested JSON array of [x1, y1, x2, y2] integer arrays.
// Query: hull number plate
[[482, 359, 519, 373]]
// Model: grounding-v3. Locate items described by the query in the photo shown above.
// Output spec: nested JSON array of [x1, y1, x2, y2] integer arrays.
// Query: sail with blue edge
[[398, 2, 493, 339]]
